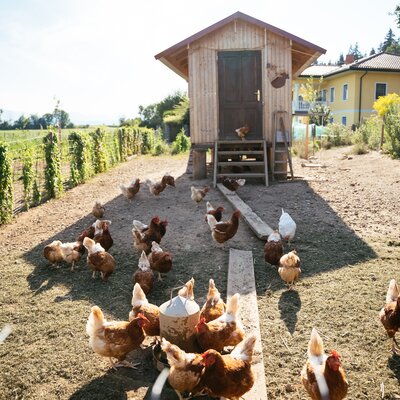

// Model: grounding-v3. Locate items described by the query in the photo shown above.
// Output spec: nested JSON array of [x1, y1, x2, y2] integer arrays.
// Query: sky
[[1, 0, 399, 125]]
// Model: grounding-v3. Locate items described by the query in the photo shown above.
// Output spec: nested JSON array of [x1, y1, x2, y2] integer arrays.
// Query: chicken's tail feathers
[[281, 208, 285, 215], [226, 293, 240, 317], [206, 214, 217, 231], [131, 282, 148, 306], [237, 179, 246, 186], [86, 306, 104, 336], [132, 220, 147, 232], [119, 184, 128, 195], [178, 277, 195, 300], [206, 201, 214, 212], [230, 335, 257, 362], [308, 328, 324, 358], [386, 279, 400, 303], [151, 241, 162, 253], [161, 338, 184, 365], [138, 251, 150, 270]]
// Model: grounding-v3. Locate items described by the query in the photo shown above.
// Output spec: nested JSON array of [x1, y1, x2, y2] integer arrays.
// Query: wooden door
[[218, 50, 262, 140]]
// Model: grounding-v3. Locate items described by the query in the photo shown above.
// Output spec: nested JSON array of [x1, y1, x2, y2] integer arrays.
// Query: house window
[[342, 84, 348, 100], [342, 116, 347, 126], [319, 89, 327, 102], [330, 87, 335, 102], [329, 117, 334, 124], [375, 83, 387, 99]]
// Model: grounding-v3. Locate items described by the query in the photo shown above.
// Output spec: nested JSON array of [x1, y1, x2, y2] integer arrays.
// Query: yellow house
[[293, 52, 400, 127]]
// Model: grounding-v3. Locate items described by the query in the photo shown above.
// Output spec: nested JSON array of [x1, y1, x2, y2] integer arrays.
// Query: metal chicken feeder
[[159, 279, 200, 352]]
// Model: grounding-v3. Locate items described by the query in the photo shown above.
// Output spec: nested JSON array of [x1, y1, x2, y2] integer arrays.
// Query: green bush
[[118, 126, 142, 160], [43, 132, 64, 199], [22, 149, 34, 209], [384, 104, 400, 158], [141, 128, 157, 154], [322, 123, 352, 148], [171, 129, 191, 154], [353, 116, 382, 150], [32, 179, 41, 206], [351, 143, 369, 155], [0, 143, 14, 224], [69, 131, 93, 186], [90, 128, 108, 173], [151, 140, 170, 156]]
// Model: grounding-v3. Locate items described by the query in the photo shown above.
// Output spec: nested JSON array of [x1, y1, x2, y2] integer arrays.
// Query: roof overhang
[[155, 11, 326, 81]]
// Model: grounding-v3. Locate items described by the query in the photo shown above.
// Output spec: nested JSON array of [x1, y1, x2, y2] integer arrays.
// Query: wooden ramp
[[217, 183, 273, 240], [227, 248, 268, 400]]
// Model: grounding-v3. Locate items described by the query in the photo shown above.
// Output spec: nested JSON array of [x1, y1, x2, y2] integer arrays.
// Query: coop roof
[[155, 11, 326, 80]]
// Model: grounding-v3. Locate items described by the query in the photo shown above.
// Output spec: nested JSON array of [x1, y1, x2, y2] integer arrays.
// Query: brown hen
[[201, 335, 256, 400], [301, 328, 348, 400], [86, 305, 149, 369], [129, 283, 160, 336]]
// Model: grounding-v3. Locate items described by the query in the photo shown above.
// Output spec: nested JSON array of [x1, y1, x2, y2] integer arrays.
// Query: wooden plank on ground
[[227, 248, 268, 400], [217, 183, 273, 240]]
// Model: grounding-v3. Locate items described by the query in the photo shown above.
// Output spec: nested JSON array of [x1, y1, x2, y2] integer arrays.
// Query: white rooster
[[278, 208, 296, 245]]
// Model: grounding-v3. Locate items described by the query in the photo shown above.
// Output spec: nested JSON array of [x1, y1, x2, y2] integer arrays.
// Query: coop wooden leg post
[[192, 149, 207, 180]]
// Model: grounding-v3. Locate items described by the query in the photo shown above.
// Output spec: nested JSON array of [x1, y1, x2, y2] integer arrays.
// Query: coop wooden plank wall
[[188, 19, 292, 145]]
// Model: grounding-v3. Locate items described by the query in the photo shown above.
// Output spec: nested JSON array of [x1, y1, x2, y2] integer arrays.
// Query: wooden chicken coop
[[155, 11, 325, 184]]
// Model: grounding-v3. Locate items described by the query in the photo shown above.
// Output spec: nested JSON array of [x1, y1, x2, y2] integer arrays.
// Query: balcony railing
[[292, 100, 327, 114]]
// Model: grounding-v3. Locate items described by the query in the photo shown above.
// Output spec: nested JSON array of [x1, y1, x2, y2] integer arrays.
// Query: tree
[[28, 114, 40, 129], [348, 43, 363, 60], [395, 4, 400, 27], [41, 113, 54, 128], [138, 91, 187, 129], [373, 93, 400, 117], [386, 40, 400, 54], [138, 103, 158, 128], [379, 29, 396, 52], [163, 95, 189, 126], [58, 109, 71, 128], [13, 115, 30, 130], [337, 53, 345, 65], [299, 76, 323, 104], [370, 48, 376, 55]]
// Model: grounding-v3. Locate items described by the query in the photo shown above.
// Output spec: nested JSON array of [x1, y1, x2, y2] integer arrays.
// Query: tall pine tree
[[379, 29, 396, 52]]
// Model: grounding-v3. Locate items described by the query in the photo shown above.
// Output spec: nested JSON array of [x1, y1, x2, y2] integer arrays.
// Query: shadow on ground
[[246, 179, 378, 294], [278, 289, 301, 335], [21, 169, 378, 399]]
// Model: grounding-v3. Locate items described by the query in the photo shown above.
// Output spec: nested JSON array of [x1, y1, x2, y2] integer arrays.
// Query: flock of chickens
[[41, 171, 400, 400]]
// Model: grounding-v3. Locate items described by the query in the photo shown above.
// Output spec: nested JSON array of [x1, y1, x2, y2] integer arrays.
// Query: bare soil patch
[[0, 147, 400, 399]]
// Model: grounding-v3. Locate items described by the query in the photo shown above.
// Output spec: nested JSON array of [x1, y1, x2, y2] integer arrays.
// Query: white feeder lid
[[159, 295, 200, 317]]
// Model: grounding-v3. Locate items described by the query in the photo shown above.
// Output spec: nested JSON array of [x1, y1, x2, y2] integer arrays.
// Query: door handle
[[254, 89, 261, 102]]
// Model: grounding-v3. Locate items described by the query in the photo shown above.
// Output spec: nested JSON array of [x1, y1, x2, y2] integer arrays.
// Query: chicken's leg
[[70, 261, 75, 272], [157, 272, 163, 282], [390, 337, 400, 355]]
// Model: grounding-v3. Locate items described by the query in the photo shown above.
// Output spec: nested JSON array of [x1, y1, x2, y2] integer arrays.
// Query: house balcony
[[292, 100, 327, 115]]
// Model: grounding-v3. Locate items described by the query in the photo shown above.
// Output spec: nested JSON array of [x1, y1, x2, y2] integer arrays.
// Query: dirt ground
[[0, 147, 400, 399]]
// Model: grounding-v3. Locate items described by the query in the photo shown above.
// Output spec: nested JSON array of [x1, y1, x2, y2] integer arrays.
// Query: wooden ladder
[[272, 111, 294, 180], [213, 140, 269, 188]]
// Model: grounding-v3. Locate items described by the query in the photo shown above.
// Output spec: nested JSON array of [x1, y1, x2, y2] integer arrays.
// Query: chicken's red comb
[[161, 219, 168, 226], [137, 313, 149, 321], [151, 216, 160, 222], [201, 350, 210, 359], [330, 349, 340, 358], [195, 317, 206, 329]]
